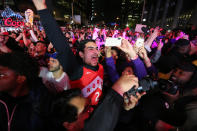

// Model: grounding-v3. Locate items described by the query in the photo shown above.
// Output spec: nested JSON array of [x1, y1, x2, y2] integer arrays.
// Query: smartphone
[[135, 38, 144, 47], [105, 37, 122, 46]]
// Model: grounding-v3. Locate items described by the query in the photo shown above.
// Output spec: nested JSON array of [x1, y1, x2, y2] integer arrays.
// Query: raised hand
[[157, 39, 164, 51], [32, 0, 47, 10], [123, 91, 146, 110], [152, 26, 160, 37], [112, 74, 145, 110], [138, 47, 152, 67], [117, 39, 137, 59], [105, 46, 112, 58], [133, 37, 145, 54], [138, 46, 148, 60], [112, 74, 139, 96]]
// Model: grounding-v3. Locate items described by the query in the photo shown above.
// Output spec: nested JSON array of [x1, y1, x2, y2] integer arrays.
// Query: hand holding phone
[[133, 37, 144, 54], [135, 38, 144, 48]]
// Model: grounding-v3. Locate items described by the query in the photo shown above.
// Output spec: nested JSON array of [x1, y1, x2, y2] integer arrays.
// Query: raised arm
[[15, 32, 23, 42], [117, 39, 147, 80], [150, 39, 163, 63], [144, 27, 159, 52], [105, 47, 120, 83], [84, 75, 144, 131], [29, 25, 39, 42], [22, 29, 30, 47]]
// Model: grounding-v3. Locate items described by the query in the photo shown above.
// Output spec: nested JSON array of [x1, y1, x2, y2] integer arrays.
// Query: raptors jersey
[[70, 64, 104, 105]]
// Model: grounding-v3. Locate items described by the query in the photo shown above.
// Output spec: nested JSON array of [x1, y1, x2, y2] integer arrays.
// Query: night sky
[[1, 0, 122, 24], [98, 0, 122, 23]]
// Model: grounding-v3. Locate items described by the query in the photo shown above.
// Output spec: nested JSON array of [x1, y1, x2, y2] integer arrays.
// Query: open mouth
[[92, 56, 98, 58], [91, 55, 99, 62]]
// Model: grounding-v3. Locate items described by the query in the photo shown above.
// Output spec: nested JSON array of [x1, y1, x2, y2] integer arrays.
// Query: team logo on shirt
[[82, 76, 103, 98]]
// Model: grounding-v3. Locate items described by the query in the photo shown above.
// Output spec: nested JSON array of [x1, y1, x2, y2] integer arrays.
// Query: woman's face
[[111, 49, 118, 60], [122, 66, 134, 75]]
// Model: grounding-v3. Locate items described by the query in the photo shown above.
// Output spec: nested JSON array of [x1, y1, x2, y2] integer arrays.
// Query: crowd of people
[[0, 0, 197, 131]]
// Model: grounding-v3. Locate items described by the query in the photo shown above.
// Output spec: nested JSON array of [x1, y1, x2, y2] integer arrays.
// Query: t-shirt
[[39, 67, 70, 93]]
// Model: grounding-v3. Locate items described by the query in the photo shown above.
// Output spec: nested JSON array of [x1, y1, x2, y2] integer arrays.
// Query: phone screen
[[135, 38, 144, 47], [105, 37, 122, 46]]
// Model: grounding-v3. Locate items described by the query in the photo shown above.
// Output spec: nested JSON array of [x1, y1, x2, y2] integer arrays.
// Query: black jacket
[[84, 89, 123, 131], [0, 81, 51, 131]]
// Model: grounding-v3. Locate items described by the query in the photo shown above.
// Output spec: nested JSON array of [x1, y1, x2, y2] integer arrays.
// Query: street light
[[141, 0, 146, 23], [71, 0, 74, 24]]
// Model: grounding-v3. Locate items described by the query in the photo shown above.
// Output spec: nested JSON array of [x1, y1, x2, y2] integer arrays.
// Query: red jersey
[[70, 64, 104, 105]]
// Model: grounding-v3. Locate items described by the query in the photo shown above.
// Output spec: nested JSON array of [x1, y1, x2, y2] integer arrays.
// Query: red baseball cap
[[0, 32, 9, 36], [3, 32, 9, 35]]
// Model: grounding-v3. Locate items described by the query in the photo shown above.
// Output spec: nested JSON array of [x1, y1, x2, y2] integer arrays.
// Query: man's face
[[178, 44, 191, 55], [80, 42, 99, 67], [122, 66, 134, 75], [0, 66, 19, 92], [170, 68, 193, 85], [28, 43, 36, 57], [0, 35, 5, 43], [65, 33, 71, 38], [10, 33, 17, 39], [35, 42, 46, 56], [48, 57, 61, 72]]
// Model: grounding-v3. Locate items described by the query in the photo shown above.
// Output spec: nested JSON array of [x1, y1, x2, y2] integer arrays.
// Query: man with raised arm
[[32, 0, 103, 105]]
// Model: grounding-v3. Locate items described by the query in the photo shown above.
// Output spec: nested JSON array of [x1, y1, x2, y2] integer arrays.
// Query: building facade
[[143, 0, 197, 29], [121, 0, 143, 27]]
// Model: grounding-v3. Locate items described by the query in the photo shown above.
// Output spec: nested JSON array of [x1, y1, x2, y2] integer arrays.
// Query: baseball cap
[[47, 52, 58, 59], [0, 32, 9, 36], [3, 32, 9, 36]]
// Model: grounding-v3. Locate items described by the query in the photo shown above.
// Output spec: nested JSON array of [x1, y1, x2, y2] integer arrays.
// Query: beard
[[49, 65, 61, 72]]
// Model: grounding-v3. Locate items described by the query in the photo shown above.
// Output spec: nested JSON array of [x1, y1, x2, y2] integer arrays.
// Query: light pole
[[153, 0, 161, 25], [141, 0, 146, 23], [172, 0, 183, 29], [161, 0, 169, 27], [71, 0, 74, 24]]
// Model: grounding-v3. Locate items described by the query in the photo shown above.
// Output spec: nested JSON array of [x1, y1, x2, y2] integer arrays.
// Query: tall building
[[144, 0, 197, 29], [53, 0, 90, 25], [0, 0, 15, 10], [121, 0, 143, 27], [89, 0, 105, 24], [90, 0, 96, 22]]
